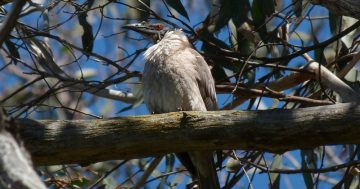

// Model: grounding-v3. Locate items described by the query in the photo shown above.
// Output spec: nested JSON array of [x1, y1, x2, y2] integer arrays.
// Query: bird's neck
[[144, 38, 189, 63]]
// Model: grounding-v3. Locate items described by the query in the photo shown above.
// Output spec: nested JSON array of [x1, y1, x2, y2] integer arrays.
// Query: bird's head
[[122, 21, 170, 42]]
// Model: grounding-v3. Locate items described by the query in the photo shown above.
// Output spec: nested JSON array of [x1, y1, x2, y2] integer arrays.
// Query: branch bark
[[310, 0, 360, 20], [0, 111, 46, 189], [17, 103, 360, 166], [0, 0, 26, 46]]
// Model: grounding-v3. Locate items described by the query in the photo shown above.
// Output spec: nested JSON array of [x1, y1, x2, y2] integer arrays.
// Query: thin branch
[[0, 0, 27, 46], [133, 156, 163, 189]]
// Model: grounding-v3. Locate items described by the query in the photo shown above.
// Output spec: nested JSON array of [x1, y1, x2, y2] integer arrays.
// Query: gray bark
[[0, 112, 46, 189], [16, 103, 360, 166]]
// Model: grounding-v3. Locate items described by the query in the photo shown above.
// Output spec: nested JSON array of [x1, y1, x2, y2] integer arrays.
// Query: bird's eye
[[154, 24, 164, 31]]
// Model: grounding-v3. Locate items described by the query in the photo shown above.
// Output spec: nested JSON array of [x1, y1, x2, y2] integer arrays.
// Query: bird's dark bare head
[[122, 21, 170, 41]]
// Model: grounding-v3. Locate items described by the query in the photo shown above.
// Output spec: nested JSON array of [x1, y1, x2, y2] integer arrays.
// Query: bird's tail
[[189, 151, 220, 189]]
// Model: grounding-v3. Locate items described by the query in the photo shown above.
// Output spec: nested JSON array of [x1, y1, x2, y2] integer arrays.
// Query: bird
[[123, 21, 220, 189]]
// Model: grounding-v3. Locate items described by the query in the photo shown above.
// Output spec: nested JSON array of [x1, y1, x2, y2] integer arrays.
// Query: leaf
[[225, 158, 242, 173], [23, 33, 68, 78], [228, 19, 238, 51], [269, 155, 282, 189], [164, 0, 189, 21], [329, 13, 341, 35], [236, 22, 259, 56], [340, 16, 358, 48], [158, 154, 175, 188], [211, 64, 230, 83], [349, 176, 360, 189], [125, 0, 150, 21], [344, 67, 360, 82], [292, 0, 302, 17], [252, 0, 275, 22], [207, 0, 249, 33], [251, 0, 275, 41], [117, 80, 144, 113], [87, 0, 95, 9], [71, 177, 90, 188], [77, 6, 94, 56], [231, 0, 249, 26], [208, 0, 232, 33], [4, 40, 20, 65], [313, 34, 327, 66], [201, 32, 241, 72], [301, 150, 316, 189], [75, 68, 98, 79]]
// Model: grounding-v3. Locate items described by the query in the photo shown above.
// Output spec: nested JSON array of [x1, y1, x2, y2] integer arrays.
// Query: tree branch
[[0, 0, 26, 46], [310, 0, 360, 20], [17, 103, 360, 166], [0, 110, 46, 189]]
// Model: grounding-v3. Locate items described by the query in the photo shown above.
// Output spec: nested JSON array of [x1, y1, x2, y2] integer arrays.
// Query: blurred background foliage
[[0, 0, 360, 188]]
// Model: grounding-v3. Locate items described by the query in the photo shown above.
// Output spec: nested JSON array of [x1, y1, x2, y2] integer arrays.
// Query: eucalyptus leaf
[[301, 150, 316, 189], [269, 155, 282, 189], [329, 13, 341, 35], [125, 0, 150, 21], [4, 40, 20, 65], [251, 0, 275, 42], [292, 0, 302, 17], [207, 0, 249, 33], [164, 0, 190, 21]]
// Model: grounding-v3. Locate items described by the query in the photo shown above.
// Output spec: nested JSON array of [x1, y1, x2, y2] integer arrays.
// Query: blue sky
[[0, 0, 347, 188]]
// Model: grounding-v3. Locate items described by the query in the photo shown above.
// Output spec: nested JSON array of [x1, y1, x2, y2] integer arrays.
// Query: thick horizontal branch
[[17, 103, 360, 166]]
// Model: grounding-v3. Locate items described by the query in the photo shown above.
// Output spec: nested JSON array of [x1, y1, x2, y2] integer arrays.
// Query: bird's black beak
[[122, 22, 167, 40]]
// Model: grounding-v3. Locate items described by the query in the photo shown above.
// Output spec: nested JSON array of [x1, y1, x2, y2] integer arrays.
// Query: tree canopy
[[0, 0, 360, 188]]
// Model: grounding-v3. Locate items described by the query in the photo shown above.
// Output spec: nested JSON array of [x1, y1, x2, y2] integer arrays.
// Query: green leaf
[[164, 0, 190, 21]]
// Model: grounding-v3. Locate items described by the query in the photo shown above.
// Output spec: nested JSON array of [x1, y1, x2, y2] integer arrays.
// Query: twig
[[133, 156, 163, 189], [88, 160, 128, 189]]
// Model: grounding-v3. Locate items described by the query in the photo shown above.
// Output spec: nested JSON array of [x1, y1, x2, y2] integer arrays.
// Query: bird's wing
[[188, 48, 218, 111]]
